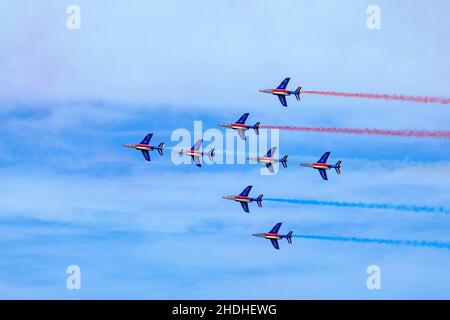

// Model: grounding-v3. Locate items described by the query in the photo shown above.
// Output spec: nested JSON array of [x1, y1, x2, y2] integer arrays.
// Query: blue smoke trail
[[264, 198, 449, 215], [294, 234, 450, 250]]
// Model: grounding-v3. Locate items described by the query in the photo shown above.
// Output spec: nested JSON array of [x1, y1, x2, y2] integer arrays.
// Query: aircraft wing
[[278, 95, 287, 107], [269, 223, 282, 234], [240, 185, 253, 197], [265, 163, 274, 173], [240, 202, 250, 213], [191, 139, 203, 151], [266, 147, 277, 157], [141, 150, 151, 161], [318, 152, 330, 164], [318, 169, 328, 181], [193, 156, 202, 167], [237, 129, 246, 140], [236, 113, 249, 124], [277, 78, 290, 90], [140, 133, 153, 145], [270, 239, 280, 250]]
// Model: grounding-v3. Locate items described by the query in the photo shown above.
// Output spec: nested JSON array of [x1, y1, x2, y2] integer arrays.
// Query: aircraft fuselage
[[249, 156, 277, 164], [301, 162, 334, 170], [219, 123, 251, 130], [252, 233, 283, 240], [175, 149, 204, 157], [223, 195, 253, 203], [260, 89, 293, 96], [123, 143, 156, 151]]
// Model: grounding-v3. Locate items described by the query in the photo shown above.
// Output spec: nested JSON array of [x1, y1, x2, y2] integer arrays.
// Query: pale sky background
[[0, 0, 450, 299]]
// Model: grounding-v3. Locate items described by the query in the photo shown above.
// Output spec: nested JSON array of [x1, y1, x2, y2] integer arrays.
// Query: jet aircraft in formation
[[259, 77, 302, 107], [123, 133, 164, 161], [173, 139, 215, 167], [300, 152, 342, 181], [219, 113, 260, 141], [253, 223, 293, 250], [124, 78, 345, 251], [247, 147, 288, 174], [222, 185, 263, 213]]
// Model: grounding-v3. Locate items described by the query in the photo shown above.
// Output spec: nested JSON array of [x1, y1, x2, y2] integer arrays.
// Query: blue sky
[[1, 0, 450, 299]]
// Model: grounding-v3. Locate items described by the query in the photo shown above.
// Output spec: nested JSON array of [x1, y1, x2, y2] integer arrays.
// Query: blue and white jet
[[300, 152, 342, 181], [253, 223, 293, 250], [247, 147, 288, 174], [259, 77, 302, 107], [123, 133, 165, 161], [173, 139, 215, 168], [223, 185, 263, 213], [219, 113, 260, 141]]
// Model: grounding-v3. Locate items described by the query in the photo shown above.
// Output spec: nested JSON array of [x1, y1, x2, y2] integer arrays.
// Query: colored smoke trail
[[294, 234, 450, 250], [260, 125, 450, 140], [264, 198, 449, 215], [302, 90, 450, 105]]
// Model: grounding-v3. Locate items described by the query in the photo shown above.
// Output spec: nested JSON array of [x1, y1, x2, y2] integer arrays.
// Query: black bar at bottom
[[0, 300, 447, 318]]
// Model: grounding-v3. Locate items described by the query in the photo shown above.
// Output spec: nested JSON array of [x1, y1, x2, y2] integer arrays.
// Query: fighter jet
[[300, 152, 342, 181], [253, 223, 293, 250], [219, 113, 260, 141], [259, 77, 302, 107], [222, 185, 263, 213], [247, 147, 288, 174], [123, 133, 164, 161], [173, 139, 215, 167]]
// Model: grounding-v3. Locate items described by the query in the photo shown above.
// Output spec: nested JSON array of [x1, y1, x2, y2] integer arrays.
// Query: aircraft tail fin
[[294, 86, 302, 101], [208, 148, 215, 161], [281, 155, 288, 168], [253, 122, 260, 135], [157, 143, 165, 156], [335, 160, 342, 174], [256, 194, 263, 207], [286, 231, 293, 244]]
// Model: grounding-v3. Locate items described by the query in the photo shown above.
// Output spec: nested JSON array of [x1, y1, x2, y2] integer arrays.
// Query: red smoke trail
[[302, 90, 450, 105], [261, 125, 450, 139]]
